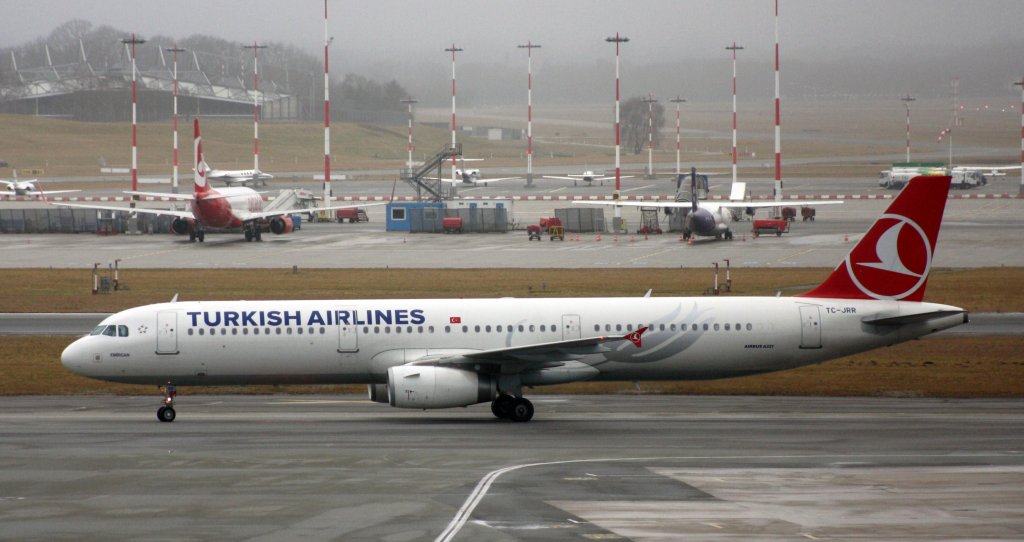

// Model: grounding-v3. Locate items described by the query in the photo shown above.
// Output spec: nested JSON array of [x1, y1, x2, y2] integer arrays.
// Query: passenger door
[[799, 305, 822, 349], [156, 311, 179, 355]]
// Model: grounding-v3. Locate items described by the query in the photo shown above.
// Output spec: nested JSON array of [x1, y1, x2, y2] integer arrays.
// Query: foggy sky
[[4, 0, 1024, 105]]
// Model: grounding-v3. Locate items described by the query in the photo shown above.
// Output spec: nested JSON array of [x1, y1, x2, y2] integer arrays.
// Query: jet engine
[[269, 215, 294, 235], [170, 217, 196, 235], [386, 365, 496, 409]]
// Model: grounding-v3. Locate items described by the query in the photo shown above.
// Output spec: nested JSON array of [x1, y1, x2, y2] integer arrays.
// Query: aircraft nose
[[61, 338, 91, 374]]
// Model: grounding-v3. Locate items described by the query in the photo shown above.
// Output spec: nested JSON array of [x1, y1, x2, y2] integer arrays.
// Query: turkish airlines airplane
[[61, 175, 965, 423], [573, 168, 842, 240], [53, 119, 371, 243]]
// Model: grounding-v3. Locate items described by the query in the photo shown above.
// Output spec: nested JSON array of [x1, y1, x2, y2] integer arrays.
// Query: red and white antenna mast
[[243, 42, 267, 174], [445, 44, 463, 185], [773, 0, 782, 203], [605, 33, 629, 225], [670, 96, 686, 176], [642, 94, 658, 178], [1015, 78, 1024, 196], [901, 94, 916, 163], [166, 44, 185, 194], [726, 42, 744, 187], [122, 34, 146, 208], [323, 0, 332, 206], [518, 41, 541, 187], [401, 97, 418, 168]]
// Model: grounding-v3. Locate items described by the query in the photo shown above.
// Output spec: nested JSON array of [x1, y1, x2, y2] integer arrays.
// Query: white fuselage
[[62, 296, 964, 387]]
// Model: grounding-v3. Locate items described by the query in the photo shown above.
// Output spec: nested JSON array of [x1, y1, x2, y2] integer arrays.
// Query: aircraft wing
[[235, 201, 387, 222], [542, 175, 579, 181], [572, 200, 842, 210], [50, 201, 194, 219], [124, 191, 196, 201], [441, 177, 521, 185], [409, 331, 642, 371]]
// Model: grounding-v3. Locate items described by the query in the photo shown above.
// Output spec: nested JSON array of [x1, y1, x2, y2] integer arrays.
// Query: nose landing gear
[[157, 383, 177, 422]]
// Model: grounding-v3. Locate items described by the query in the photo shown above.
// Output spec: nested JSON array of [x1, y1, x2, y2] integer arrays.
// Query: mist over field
[[2, 0, 1023, 107]]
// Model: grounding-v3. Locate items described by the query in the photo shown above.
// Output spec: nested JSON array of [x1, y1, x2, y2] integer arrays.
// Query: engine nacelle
[[170, 217, 196, 235], [387, 365, 495, 409], [269, 215, 294, 235]]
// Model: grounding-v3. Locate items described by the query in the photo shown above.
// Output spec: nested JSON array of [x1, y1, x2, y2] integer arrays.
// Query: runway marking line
[[435, 452, 1015, 542]]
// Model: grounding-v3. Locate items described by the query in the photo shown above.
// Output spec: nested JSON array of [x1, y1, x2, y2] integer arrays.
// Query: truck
[[442, 217, 464, 234], [879, 166, 987, 190], [752, 218, 790, 237], [336, 208, 369, 223]]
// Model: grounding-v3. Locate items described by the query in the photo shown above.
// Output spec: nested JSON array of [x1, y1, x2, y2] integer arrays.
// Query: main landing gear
[[491, 394, 534, 422], [188, 229, 206, 243], [157, 382, 177, 422], [243, 223, 263, 242]]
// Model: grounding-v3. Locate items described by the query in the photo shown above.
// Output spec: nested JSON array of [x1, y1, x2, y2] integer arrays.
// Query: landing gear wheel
[[509, 397, 534, 422], [197, 230, 205, 243], [491, 395, 515, 419], [157, 406, 176, 422], [244, 230, 253, 242], [255, 229, 263, 242]]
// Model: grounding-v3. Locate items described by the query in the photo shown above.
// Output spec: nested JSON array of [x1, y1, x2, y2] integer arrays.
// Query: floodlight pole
[[642, 94, 657, 178], [166, 45, 185, 194], [670, 96, 686, 176], [445, 45, 463, 185], [606, 33, 629, 224], [518, 41, 541, 187], [773, 0, 783, 206], [901, 94, 916, 163], [1015, 78, 1024, 195], [323, 0, 332, 206], [123, 34, 146, 208], [243, 43, 268, 174], [726, 42, 744, 187], [401, 97, 418, 168]]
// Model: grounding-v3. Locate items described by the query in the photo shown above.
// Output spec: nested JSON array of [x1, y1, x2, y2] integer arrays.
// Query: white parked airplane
[[52, 119, 372, 243], [61, 175, 965, 423], [434, 168, 520, 187], [574, 168, 842, 240], [1, 173, 79, 197], [202, 162, 274, 187], [542, 170, 633, 187]]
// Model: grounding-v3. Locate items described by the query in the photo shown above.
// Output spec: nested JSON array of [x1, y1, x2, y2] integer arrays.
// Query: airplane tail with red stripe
[[798, 176, 951, 302], [193, 118, 211, 195]]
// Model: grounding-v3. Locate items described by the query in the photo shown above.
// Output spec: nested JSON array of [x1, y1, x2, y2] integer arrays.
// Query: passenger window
[[297, 327, 303, 335], [462, 325, 468, 333], [428, 326, 434, 333], [395, 327, 401, 334], [713, 323, 720, 331], [485, 325, 491, 332], [746, 323, 753, 331], [725, 323, 731, 331], [539, 325, 545, 332], [231, 328, 238, 335], [474, 325, 480, 333], [529, 325, 535, 332], [198, 329, 205, 336], [702, 323, 708, 331], [445, 325, 451, 333], [188, 329, 194, 336], [518, 325, 524, 332], [254, 328, 260, 335], [736, 323, 741, 331]]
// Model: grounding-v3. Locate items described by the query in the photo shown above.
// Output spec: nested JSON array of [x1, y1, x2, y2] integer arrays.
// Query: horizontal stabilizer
[[862, 310, 967, 326]]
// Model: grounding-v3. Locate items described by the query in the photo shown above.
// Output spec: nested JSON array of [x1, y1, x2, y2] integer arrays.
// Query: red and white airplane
[[61, 175, 965, 422], [53, 119, 371, 243]]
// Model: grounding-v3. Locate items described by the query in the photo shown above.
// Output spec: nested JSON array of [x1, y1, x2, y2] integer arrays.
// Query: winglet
[[625, 326, 649, 348], [798, 175, 951, 301]]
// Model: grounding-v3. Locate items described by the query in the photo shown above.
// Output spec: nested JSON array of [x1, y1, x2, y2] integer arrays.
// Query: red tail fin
[[193, 118, 209, 195], [798, 176, 951, 302]]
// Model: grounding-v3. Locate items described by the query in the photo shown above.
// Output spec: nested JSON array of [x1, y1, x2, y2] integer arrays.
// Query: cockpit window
[[91, 325, 125, 337]]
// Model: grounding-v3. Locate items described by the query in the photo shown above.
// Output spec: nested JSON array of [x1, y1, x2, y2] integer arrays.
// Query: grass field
[[1, 267, 1021, 397], [2, 95, 1020, 181]]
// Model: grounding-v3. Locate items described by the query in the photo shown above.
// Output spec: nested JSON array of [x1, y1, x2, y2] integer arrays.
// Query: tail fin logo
[[846, 213, 931, 300], [625, 326, 649, 348]]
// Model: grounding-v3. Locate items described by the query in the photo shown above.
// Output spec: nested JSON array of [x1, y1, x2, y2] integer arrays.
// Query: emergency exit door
[[337, 308, 359, 353], [562, 314, 581, 341]]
